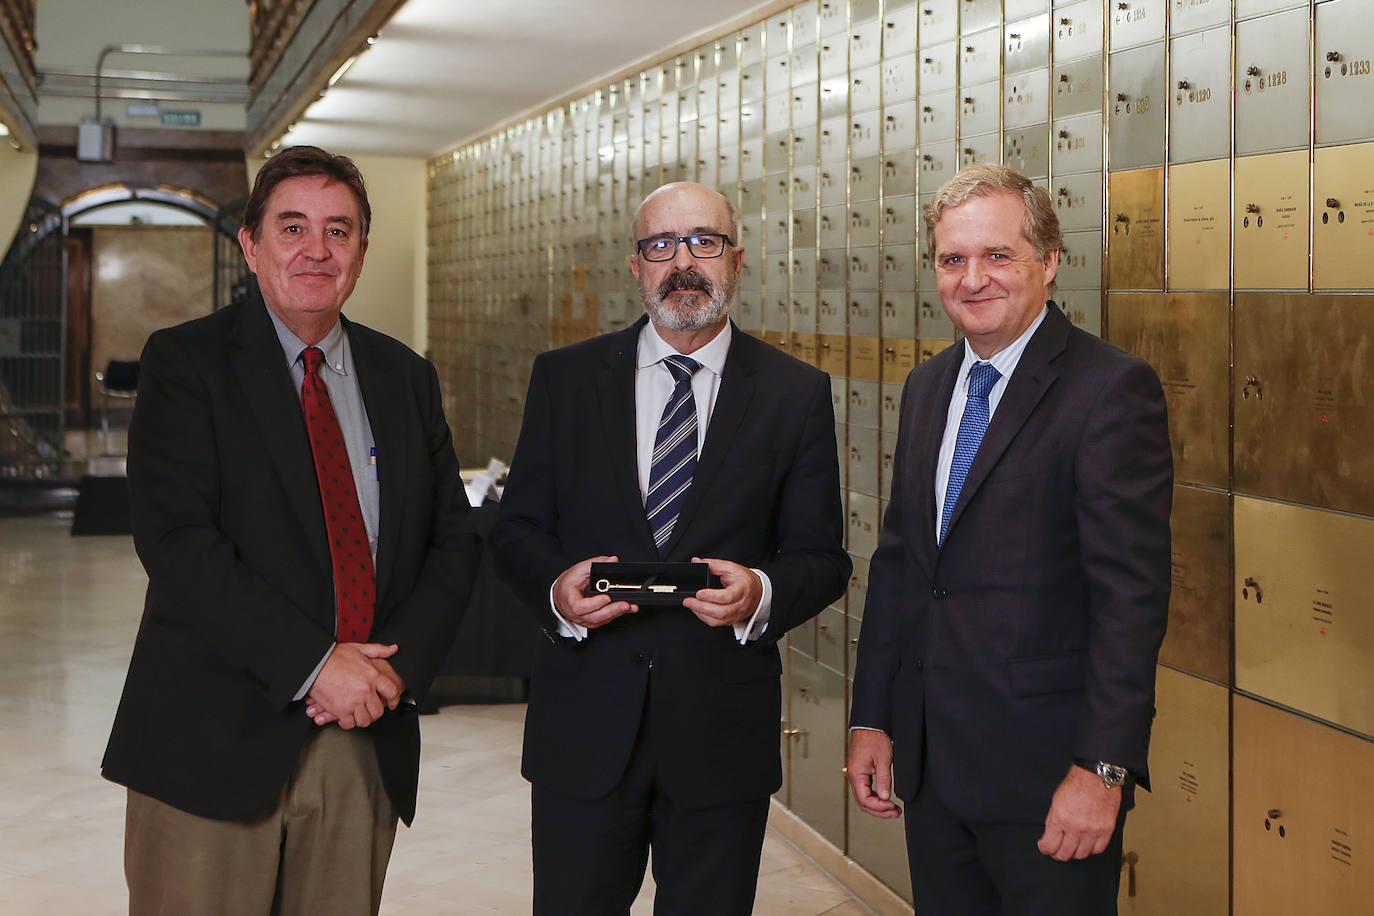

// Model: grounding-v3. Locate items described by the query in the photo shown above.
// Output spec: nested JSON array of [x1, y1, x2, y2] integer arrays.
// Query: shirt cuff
[[732, 568, 773, 644], [293, 643, 336, 702], [549, 582, 588, 641]]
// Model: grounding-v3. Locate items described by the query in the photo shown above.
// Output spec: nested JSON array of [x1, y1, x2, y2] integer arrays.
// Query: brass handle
[[1247, 66, 1260, 76], [1177, 80, 1190, 90], [1246, 204, 1260, 214], [1327, 198, 1340, 208], [1326, 51, 1341, 63], [1116, 92, 1129, 102], [1058, 130, 1069, 139]]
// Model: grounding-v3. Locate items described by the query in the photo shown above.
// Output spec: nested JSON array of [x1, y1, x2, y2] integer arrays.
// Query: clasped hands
[[303, 642, 405, 729], [552, 555, 762, 630]]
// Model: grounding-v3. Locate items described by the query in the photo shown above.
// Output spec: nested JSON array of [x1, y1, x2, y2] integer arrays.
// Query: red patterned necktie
[[300, 346, 375, 643]]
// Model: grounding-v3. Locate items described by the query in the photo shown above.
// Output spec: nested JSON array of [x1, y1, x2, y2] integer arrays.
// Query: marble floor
[[0, 515, 874, 914]]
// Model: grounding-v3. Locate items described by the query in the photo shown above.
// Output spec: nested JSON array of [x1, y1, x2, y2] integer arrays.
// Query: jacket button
[[932, 586, 947, 599], [916, 660, 924, 671], [633, 652, 647, 665]]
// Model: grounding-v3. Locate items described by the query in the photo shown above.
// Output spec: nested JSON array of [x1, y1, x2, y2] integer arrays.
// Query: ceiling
[[286, 0, 773, 159]]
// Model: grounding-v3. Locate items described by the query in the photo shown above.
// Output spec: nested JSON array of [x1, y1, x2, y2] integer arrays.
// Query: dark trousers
[[904, 783, 1125, 916], [530, 698, 770, 916]]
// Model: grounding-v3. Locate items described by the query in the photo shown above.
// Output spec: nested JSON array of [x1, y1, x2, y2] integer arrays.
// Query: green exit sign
[[160, 110, 201, 127]]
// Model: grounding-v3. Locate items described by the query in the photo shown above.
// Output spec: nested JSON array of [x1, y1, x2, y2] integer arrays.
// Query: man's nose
[[670, 238, 697, 270], [303, 230, 330, 260], [962, 258, 988, 290]]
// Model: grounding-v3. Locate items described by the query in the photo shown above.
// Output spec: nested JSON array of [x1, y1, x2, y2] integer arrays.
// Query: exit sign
[[160, 110, 201, 127]]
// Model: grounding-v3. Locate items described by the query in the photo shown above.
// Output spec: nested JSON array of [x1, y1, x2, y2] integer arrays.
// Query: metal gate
[[213, 196, 253, 311], [0, 200, 67, 479]]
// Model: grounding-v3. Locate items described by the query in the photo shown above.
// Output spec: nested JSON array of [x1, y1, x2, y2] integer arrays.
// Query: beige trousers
[[125, 727, 398, 915]]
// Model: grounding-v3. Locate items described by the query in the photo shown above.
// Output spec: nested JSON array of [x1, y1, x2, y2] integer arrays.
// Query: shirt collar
[[958, 303, 1048, 383], [637, 318, 732, 378], [266, 307, 349, 377]]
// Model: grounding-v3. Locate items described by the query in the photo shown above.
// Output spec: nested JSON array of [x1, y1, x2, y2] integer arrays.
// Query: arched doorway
[[0, 184, 247, 479]]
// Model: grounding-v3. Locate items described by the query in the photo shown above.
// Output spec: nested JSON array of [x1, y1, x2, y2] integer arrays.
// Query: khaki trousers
[[125, 726, 398, 915]]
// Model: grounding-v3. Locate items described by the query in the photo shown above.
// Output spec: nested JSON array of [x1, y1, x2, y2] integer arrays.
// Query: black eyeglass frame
[[634, 232, 737, 261]]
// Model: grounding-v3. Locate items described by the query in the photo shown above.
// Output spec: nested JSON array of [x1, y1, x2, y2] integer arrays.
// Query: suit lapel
[[941, 305, 1068, 544], [346, 318, 405, 605], [230, 296, 331, 575], [663, 323, 757, 558], [597, 318, 658, 554]]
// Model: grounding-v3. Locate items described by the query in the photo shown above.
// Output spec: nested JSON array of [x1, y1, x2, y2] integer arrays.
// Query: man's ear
[[238, 226, 258, 273], [1042, 246, 1060, 287]]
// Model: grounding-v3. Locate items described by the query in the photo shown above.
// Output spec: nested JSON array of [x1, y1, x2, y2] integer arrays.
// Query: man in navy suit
[[848, 163, 1172, 914], [492, 181, 850, 915]]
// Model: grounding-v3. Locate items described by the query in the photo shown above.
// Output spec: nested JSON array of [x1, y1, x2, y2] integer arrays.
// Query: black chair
[[95, 359, 139, 454]]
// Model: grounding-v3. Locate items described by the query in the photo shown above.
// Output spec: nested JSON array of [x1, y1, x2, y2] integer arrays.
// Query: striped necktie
[[940, 361, 1001, 545], [646, 355, 701, 555]]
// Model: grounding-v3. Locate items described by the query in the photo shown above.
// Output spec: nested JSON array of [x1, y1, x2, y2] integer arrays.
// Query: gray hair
[[924, 163, 1063, 263]]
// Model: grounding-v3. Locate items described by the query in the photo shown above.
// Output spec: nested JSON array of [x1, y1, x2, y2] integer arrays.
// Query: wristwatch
[[1087, 760, 1129, 790]]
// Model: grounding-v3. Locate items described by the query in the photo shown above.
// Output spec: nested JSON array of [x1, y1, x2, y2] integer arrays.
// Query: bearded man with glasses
[[492, 181, 850, 915]]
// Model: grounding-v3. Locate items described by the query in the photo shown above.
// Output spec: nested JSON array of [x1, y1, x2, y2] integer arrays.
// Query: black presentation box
[[585, 561, 722, 607]]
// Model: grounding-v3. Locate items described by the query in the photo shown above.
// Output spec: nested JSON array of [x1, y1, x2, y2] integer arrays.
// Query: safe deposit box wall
[[426, 0, 1374, 909]]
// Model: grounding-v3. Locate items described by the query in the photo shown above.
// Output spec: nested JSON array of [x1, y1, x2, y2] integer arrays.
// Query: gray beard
[[640, 279, 733, 331]]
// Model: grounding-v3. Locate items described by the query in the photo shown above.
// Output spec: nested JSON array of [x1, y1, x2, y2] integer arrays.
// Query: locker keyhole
[[1264, 809, 1286, 837], [1122, 851, 1139, 897]]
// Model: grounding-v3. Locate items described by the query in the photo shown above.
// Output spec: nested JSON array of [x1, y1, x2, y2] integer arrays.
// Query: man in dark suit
[[491, 181, 850, 915], [847, 163, 1172, 914], [102, 146, 478, 914]]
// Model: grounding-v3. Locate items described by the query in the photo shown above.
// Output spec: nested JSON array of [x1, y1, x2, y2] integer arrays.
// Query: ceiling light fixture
[[329, 55, 359, 88]]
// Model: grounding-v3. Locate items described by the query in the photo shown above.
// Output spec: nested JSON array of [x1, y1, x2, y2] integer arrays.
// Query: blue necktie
[[940, 361, 1001, 545], [647, 355, 700, 555]]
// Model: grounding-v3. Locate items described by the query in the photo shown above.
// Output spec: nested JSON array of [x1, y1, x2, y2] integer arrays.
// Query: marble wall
[[91, 226, 215, 376]]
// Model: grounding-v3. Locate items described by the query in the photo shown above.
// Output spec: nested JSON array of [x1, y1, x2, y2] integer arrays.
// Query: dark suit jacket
[[850, 304, 1172, 823], [101, 294, 479, 826], [490, 317, 850, 809]]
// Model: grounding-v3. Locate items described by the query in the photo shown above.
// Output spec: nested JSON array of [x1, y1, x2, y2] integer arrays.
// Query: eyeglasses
[[635, 233, 735, 261]]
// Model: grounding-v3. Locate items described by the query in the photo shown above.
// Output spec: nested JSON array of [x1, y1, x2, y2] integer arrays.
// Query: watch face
[[1098, 762, 1128, 787]]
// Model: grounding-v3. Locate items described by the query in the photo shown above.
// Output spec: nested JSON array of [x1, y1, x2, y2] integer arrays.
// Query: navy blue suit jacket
[[851, 303, 1172, 822]]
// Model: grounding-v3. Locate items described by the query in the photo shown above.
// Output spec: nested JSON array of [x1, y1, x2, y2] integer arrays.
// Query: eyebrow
[[938, 244, 1014, 259], [273, 211, 355, 227]]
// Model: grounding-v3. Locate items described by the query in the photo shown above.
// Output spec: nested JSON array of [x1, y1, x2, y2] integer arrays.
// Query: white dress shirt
[[553, 319, 773, 643]]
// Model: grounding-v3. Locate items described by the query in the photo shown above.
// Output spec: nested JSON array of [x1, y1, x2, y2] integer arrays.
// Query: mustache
[[657, 270, 713, 298]]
